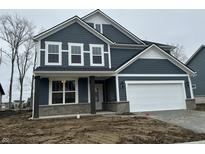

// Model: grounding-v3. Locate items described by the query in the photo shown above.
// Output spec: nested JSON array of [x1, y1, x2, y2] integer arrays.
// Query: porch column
[[90, 76, 96, 114], [33, 76, 40, 118]]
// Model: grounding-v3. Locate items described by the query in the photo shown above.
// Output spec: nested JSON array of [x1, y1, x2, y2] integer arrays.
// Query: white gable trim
[[115, 44, 196, 75], [139, 47, 166, 59], [82, 10, 145, 45], [34, 16, 113, 44]]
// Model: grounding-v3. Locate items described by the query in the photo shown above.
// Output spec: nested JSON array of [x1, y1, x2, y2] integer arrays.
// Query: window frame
[[90, 44, 105, 66], [45, 41, 62, 65], [68, 43, 84, 66], [94, 24, 103, 33], [49, 78, 78, 105]]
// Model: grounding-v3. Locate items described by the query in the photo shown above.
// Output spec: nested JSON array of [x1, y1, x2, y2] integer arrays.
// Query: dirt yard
[[0, 111, 205, 144]]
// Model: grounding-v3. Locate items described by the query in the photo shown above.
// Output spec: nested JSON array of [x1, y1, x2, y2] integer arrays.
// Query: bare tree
[[170, 44, 188, 63], [16, 40, 34, 108], [0, 15, 34, 108]]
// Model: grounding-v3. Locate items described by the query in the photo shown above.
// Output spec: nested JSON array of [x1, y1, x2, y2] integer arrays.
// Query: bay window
[[51, 79, 78, 105], [90, 44, 104, 66], [68, 43, 84, 66]]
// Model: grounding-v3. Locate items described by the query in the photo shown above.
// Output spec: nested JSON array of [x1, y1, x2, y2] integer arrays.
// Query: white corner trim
[[36, 41, 40, 67], [68, 43, 84, 66], [115, 44, 195, 75], [188, 75, 194, 99], [115, 76, 120, 102], [88, 77, 90, 103], [45, 41, 62, 66], [116, 74, 189, 77], [89, 44, 105, 66], [108, 44, 111, 69]]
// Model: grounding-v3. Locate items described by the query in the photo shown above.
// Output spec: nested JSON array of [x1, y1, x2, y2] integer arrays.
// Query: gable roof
[[0, 83, 5, 95], [116, 44, 196, 75], [82, 9, 146, 45], [33, 16, 114, 44], [186, 45, 205, 65]]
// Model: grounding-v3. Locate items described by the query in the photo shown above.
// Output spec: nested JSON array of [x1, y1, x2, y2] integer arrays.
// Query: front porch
[[33, 75, 129, 118]]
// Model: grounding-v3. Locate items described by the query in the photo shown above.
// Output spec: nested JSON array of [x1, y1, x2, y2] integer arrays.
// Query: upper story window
[[45, 41, 62, 65], [94, 24, 103, 33], [90, 44, 104, 66], [68, 43, 84, 66]]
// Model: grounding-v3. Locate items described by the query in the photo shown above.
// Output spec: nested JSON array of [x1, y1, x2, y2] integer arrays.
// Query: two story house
[[32, 9, 195, 118]]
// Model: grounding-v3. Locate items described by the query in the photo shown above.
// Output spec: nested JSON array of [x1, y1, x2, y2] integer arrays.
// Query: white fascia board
[[117, 74, 188, 77], [82, 9, 145, 45], [115, 44, 196, 76], [34, 16, 113, 44]]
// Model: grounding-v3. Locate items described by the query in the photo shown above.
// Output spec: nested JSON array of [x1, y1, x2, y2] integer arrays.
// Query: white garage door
[[126, 81, 187, 112]]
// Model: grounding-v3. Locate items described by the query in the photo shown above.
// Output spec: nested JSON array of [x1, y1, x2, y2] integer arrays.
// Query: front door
[[95, 84, 103, 110]]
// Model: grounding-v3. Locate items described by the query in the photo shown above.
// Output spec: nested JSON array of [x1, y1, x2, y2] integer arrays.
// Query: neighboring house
[[1, 102, 9, 110], [187, 45, 205, 104], [32, 9, 195, 118], [0, 83, 5, 110]]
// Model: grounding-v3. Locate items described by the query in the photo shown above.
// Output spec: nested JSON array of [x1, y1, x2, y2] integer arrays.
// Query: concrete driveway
[[136, 110, 205, 133]]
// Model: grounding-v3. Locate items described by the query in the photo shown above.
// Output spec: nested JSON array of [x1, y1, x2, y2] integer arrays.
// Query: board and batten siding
[[118, 76, 191, 102], [187, 47, 205, 96], [39, 22, 109, 68]]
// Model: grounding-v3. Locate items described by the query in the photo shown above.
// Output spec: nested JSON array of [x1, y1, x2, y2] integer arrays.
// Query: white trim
[[34, 16, 113, 44], [125, 80, 185, 85], [188, 75, 194, 99], [45, 41, 62, 66], [32, 76, 35, 118], [36, 41, 40, 67], [89, 44, 105, 66], [68, 43, 84, 66], [49, 78, 79, 105], [82, 10, 145, 45], [115, 44, 195, 75], [108, 44, 111, 69], [115, 76, 120, 102], [94, 23, 103, 33], [62, 50, 69, 52], [117, 74, 189, 77], [40, 49, 45, 51], [88, 77, 90, 103]]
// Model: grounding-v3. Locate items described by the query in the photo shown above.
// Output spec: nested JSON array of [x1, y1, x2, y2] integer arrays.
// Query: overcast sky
[[0, 9, 205, 102]]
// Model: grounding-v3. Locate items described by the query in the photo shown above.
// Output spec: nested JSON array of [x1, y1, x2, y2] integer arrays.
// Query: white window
[[45, 41, 62, 65], [51, 80, 78, 105], [68, 43, 84, 66], [90, 44, 104, 66], [94, 24, 103, 33]]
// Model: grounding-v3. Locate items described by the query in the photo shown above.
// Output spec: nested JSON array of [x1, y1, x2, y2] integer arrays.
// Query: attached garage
[[126, 81, 187, 112]]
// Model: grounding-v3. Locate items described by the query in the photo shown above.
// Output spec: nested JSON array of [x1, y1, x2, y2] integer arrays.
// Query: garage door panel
[[127, 82, 186, 112]]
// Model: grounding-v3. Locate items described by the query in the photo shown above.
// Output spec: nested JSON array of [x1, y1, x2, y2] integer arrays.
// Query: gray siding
[[188, 48, 205, 96], [110, 48, 143, 69], [103, 24, 136, 44], [39, 78, 49, 105], [78, 78, 88, 103], [120, 59, 186, 74], [118, 76, 191, 101], [105, 77, 116, 102], [40, 51, 45, 66]]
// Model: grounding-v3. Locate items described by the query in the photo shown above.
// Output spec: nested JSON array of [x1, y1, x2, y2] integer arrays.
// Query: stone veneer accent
[[103, 101, 130, 113], [39, 103, 91, 117], [186, 99, 196, 110]]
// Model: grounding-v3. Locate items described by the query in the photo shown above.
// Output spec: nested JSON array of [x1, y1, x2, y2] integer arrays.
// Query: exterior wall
[[103, 101, 129, 113], [187, 48, 205, 96], [118, 76, 191, 101], [39, 78, 49, 105], [39, 22, 109, 69], [78, 78, 88, 103], [110, 48, 143, 69], [39, 104, 90, 117], [120, 59, 186, 74], [102, 24, 136, 44], [195, 96, 205, 104], [105, 77, 116, 102]]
